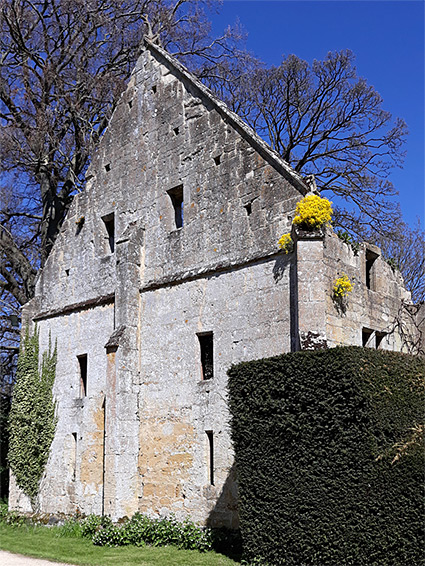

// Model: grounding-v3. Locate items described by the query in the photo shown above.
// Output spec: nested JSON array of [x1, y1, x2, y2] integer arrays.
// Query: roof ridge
[[144, 37, 308, 196]]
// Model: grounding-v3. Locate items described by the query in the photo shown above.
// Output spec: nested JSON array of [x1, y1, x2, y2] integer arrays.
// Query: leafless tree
[[0, 0, 241, 300], [205, 49, 408, 238]]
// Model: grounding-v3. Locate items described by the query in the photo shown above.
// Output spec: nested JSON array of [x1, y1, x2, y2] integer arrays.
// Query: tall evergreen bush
[[8, 326, 57, 506], [228, 347, 424, 566]]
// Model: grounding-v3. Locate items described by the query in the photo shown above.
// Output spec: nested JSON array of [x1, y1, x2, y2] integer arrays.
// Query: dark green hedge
[[228, 347, 424, 566]]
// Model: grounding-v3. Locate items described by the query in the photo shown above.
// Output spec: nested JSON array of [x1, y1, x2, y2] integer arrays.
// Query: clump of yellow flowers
[[278, 233, 294, 254], [333, 274, 353, 298], [293, 194, 333, 230]]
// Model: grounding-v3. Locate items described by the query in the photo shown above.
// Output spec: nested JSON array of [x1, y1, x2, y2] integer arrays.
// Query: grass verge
[[0, 523, 239, 566]]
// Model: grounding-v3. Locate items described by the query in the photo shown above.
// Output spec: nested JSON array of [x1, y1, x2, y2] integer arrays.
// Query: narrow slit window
[[102, 213, 115, 253], [198, 332, 213, 380], [168, 185, 184, 229], [75, 216, 85, 235], [365, 249, 378, 290], [72, 432, 77, 480], [152, 85, 157, 93], [244, 203, 252, 216], [128, 100, 133, 109], [206, 431, 214, 486], [78, 354, 87, 397], [214, 155, 221, 165]]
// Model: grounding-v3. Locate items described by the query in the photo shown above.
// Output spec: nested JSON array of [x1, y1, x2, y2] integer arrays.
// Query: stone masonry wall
[[295, 227, 418, 353], [323, 231, 415, 351], [13, 41, 305, 523], [32, 41, 301, 315], [137, 255, 293, 527], [10, 304, 114, 515]]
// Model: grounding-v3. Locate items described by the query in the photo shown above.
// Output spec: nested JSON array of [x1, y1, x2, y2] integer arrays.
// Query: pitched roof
[[144, 38, 308, 196]]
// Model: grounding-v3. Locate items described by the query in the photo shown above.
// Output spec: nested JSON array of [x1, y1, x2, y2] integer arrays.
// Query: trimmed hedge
[[228, 347, 424, 566]]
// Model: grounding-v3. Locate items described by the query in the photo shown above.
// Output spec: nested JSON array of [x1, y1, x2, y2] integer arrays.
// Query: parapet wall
[[295, 226, 421, 354]]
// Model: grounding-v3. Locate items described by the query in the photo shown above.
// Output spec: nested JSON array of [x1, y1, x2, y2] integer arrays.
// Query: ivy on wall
[[8, 326, 57, 506]]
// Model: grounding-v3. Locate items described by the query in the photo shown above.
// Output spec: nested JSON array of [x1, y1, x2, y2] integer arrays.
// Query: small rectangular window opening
[[102, 213, 115, 253], [206, 431, 214, 486], [104, 163, 111, 172], [168, 185, 184, 229], [75, 216, 85, 235], [78, 354, 87, 398], [173, 126, 180, 136], [366, 249, 378, 290], [362, 328, 373, 348], [198, 332, 213, 380], [128, 99, 133, 109], [214, 155, 221, 166], [152, 85, 157, 94], [244, 203, 252, 216]]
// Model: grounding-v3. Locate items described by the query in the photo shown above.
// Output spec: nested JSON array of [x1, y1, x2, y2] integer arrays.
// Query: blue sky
[[209, 0, 424, 227]]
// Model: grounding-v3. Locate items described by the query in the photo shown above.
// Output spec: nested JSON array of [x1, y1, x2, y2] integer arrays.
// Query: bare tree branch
[[204, 49, 407, 237]]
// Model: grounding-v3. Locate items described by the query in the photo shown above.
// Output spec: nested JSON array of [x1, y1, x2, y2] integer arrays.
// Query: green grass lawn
[[0, 523, 239, 566]]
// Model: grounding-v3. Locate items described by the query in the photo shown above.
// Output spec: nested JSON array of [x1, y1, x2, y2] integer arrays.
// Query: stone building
[[10, 38, 423, 527]]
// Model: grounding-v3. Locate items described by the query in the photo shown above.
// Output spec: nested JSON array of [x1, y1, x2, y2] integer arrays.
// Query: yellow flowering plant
[[333, 274, 353, 298], [278, 233, 294, 254], [293, 195, 333, 230]]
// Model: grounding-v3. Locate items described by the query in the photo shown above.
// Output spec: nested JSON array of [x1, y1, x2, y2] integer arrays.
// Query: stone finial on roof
[[304, 174, 320, 195], [141, 15, 161, 46]]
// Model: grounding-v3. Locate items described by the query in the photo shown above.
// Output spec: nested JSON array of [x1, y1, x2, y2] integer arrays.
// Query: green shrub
[[228, 347, 425, 566], [1, 508, 219, 555], [81, 514, 112, 538], [210, 527, 242, 560], [8, 327, 57, 506], [92, 524, 130, 546], [92, 512, 212, 552], [0, 395, 11, 500], [178, 517, 213, 551], [123, 513, 154, 546], [3, 510, 30, 528]]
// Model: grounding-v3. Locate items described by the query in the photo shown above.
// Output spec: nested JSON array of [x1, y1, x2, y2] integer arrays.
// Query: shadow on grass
[[207, 464, 242, 563]]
